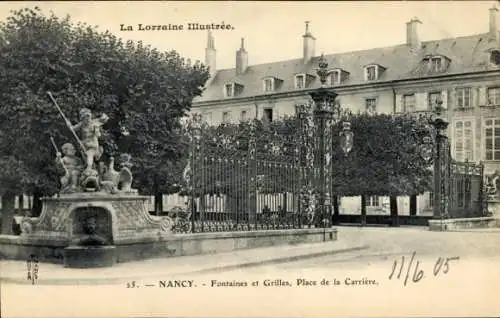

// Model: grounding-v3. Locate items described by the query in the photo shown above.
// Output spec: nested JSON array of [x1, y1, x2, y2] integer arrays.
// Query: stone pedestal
[[17, 192, 173, 266], [22, 192, 171, 244]]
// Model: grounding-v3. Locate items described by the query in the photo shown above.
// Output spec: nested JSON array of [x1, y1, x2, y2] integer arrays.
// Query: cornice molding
[[193, 69, 500, 108]]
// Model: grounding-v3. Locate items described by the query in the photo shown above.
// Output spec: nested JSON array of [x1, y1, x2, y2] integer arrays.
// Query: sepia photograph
[[0, 1, 499, 317]]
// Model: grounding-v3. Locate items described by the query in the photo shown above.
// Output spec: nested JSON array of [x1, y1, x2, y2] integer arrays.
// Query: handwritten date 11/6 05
[[389, 252, 460, 286]]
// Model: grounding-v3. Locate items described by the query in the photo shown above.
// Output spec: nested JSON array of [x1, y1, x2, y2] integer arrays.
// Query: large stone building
[[190, 7, 500, 216]]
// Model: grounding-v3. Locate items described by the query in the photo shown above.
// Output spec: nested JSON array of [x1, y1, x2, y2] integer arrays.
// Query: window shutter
[[450, 88, 456, 109], [441, 90, 448, 110], [478, 87, 487, 105], [395, 94, 403, 113], [472, 87, 478, 108]]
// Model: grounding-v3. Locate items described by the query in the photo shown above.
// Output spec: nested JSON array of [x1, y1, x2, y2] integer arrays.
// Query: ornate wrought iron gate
[[185, 113, 306, 233], [436, 136, 487, 218]]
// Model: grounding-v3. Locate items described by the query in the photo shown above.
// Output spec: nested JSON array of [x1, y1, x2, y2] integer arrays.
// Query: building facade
[[190, 7, 500, 216]]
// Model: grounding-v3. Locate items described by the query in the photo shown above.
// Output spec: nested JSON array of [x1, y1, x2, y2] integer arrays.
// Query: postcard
[[0, 1, 499, 317]]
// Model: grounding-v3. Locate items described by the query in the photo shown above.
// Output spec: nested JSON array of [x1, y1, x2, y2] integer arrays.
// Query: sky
[[0, 1, 498, 70]]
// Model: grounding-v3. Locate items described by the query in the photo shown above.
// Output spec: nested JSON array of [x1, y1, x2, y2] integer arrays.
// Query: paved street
[[226, 226, 500, 272], [206, 226, 500, 317], [2, 226, 500, 318]]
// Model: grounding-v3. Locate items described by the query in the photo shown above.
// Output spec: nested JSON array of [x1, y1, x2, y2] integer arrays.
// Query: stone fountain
[[18, 104, 174, 268], [0, 96, 340, 268]]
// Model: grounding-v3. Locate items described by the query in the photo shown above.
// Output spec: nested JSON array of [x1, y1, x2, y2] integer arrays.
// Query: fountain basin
[[62, 245, 117, 268]]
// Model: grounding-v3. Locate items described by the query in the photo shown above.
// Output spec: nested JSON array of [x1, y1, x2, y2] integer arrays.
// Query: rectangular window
[[367, 196, 379, 207], [487, 87, 500, 105], [224, 84, 233, 97], [240, 110, 247, 122], [456, 87, 472, 108], [431, 57, 442, 72], [263, 108, 273, 123], [454, 120, 474, 162], [295, 75, 305, 89], [428, 92, 442, 110], [365, 66, 377, 81], [484, 118, 500, 161], [330, 70, 341, 85], [202, 112, 212, 123], [365, 98, 377, 113], [263, 78, 274, 92], [403, 94, 416, 113], [491, 50, 500, 65], [222, 111, 231, 123]]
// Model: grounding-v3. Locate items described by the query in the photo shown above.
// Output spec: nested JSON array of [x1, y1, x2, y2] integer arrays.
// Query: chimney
[[235, 38, 248, 75], [303, 21, 316, 64], [406, 17, 422, 50], [205, 30, 216, 77], [490, 6, 499, 43]]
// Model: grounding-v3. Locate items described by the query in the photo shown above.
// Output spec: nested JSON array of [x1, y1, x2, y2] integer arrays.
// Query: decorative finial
[[317, 53, 329, 86], [305, 21, 310, 34], [240, 38, 245, 50]]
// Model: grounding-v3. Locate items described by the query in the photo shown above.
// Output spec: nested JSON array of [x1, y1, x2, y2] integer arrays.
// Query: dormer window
[[365, 66, 377, 81], [422, 55, 450, 73], [331, 70, 341, 85], [294, 73, 315, 89], [491, 50, 500, 66], [224, 83, 234, 97], [431, 57, 443, 72], [364, 65, 385, 81], [295, 74, 306, 89], [327, 68, 349, 85], [223, 82, 244, 98], [263, 78, 274, 92], [261, 77, 283, 93]]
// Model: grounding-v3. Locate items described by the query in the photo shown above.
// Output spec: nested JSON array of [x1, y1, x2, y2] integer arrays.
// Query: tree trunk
[[199, 195, 206, 222], [227, 192, 248, 224], [390, 196, 399, 227], [409, 195, 417, 216], [332, 196, 340, 225], [360, 196, 367, 226], [1, 191, 16, 235], [18, 195, 24, 213], [282, 192, 288, 214], [248, 191, 257, 224], [154, 192, 163, 215], [31, 188, 43, 217]]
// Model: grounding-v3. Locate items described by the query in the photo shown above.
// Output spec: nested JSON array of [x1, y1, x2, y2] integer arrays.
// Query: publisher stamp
[[26, 254, 39, 285], [119, 22, 234, 31]]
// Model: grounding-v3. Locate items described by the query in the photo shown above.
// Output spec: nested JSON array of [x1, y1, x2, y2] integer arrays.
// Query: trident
[[47, 91, 87, 160]]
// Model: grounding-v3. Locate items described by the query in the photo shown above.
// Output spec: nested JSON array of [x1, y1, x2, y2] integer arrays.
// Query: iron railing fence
[[187, 143, 307, 232]]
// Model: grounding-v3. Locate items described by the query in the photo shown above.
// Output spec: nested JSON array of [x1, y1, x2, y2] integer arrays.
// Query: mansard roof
[[194, 32, 499, 103]]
